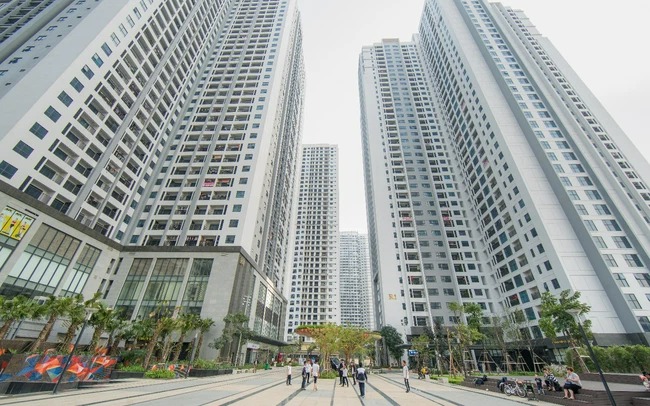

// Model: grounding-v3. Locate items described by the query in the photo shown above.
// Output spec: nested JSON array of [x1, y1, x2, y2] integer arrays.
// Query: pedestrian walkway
[[0, 369, 557, 405]]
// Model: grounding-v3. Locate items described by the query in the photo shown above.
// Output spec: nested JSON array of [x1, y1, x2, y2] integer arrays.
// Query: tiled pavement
[[0, 369, 557, 405]]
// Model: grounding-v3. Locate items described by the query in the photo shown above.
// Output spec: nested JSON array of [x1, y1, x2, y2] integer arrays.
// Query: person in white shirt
[[286, 364, 292, 385], [312, 360, 320, 391], [402, 360, 411, 393], [342, 365, 349, 387], [356, 362, 368, 398]]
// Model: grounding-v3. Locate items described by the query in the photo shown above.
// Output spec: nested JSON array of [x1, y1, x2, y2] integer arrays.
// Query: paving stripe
[[374, 374, 449, 406], [364, 379, 400, 406], [207, 379, 284, 406], [276, 386, 305, 406], [350, 381, 365, 405], [330, 378, 337, 406]]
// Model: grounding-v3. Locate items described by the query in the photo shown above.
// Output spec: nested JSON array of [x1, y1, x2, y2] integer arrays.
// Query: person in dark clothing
[[300, 361, 308, 390], [339, 361, 345, 386]]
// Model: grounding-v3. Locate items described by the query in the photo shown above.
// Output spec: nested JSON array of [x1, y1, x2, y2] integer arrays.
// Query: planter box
[[188, 369, 233, 378], [110, 370, 145, 380]]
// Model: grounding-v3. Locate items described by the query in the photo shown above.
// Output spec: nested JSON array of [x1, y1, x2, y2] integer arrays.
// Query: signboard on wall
[[0, 207, 35, 241]]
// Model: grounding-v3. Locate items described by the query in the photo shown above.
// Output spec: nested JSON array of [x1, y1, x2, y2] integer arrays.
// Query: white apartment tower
[[340, 231, 373, 330], [0, 0, 304, 357], [360, 0, 650, 351], [285, 144, 340, 340]]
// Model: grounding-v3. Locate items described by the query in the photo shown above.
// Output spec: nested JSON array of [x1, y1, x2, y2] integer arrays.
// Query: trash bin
[[264, 363, 270, 370]]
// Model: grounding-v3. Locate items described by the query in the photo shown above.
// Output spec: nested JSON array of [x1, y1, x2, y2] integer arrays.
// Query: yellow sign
[[388, 294, 397, 300], [0, 207, 35, 241]]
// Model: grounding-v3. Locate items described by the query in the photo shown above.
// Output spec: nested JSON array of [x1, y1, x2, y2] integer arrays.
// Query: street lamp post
[[567, 309, 616, 406], [53, 307, 98, 394]]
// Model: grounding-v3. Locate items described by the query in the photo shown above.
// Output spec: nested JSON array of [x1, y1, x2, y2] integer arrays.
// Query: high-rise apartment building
[[339, 231, 373, 330], [360, 0, 650, 353], [285, 144, 340, 341], [0, 0, 304, 358]]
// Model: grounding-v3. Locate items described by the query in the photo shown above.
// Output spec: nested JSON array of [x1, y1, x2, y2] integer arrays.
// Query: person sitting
[[474, 375, 488, 386], [544, 368, 561, 392], [563, 367, 582, 400], [497, 376, 508, 392]]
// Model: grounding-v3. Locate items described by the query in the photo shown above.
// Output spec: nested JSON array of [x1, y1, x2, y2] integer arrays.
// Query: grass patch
[[144, 369, 176, 379]]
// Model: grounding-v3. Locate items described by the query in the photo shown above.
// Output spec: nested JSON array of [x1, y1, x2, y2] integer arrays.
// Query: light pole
[[567, 309, 616, 406], [53, 307, 97, 394]]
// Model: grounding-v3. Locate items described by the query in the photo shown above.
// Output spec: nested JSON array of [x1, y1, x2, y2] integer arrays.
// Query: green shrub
[[117, 364, 145, 372], [318, 370, 338, 379], [193, 359, 218, 370], [145, 369, 176, 379], [447, 376, 464, 385], [119, 349, 147, 365]]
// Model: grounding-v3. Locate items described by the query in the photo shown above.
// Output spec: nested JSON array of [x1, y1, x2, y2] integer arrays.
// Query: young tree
[[194, 317, 215, 359], [143, 306, 175, 370], [539, 290, 591, 372], [448, 302, 485, 375], [338, 326, 379, 365], [380, 325, 404, 364], [172, 313, 200, 362], [295, 324, 341, 371], [410, 334, 432, 371], [210, 313, 250, 364]]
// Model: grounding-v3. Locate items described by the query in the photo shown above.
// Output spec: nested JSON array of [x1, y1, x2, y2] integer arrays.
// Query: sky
[[296, 0, 650, 233]]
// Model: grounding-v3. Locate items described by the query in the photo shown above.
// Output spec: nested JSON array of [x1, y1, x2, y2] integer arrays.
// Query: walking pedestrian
[[301, 361, 308, 390], [306, 360, 312, 384], [351, 363, 356, 385], [286, 364, 292, 385], [339, 361, 345, 386], [312, 360, 320, 391], [342, 364, 349, 387], [402, 360, 410, 393], [357, 362, 368, 398]]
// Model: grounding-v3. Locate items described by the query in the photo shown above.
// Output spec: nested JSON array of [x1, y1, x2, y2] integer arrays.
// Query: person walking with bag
[[357, 362, 368, 398]]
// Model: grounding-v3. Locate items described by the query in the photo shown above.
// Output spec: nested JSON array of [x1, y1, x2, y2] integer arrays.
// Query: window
[[635, 273, 650, 287], [235, 191, 245, 198], [624, 254, 643, 267], [29, 122, 48, 139], [228, 219, 239, 228], [585, 190, 602, 200], [603, 254, 618, 267], [593, 236, 607, 249], [613, 236, 631, 248], [639, 317, 650, 333], [603, 220, 621, 231], [101, 43, 112, 56], [70, 77, 84, 92], [81, 64, 94, 79], [13, 141, 33, 158], [58, 91, 73, 106], [225, 235, 235, 244], [613, 273, 628, 287], [45, 106, 61, 122], [0, 161, 17, 179], [443, 288, 455, 296], [594, 204, 610, 215], [626, 294, 641, 310], [575, 204, 588, 215], [550, 279, 560, 289], [92, 53, 103, 67], [232, 204, 242, 212]]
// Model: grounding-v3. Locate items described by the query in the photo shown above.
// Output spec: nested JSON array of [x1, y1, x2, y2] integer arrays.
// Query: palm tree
[[30, 296, 74, 352], [105, 318, 127, 355], [143, 306, 175, 370], [88, 303, 119, 351], [0, 295, 38, 340], [172, 313, 199, 362], [194, 317, 215, 359], [59, 294, 87, 350], [159, 317, 179, 362]]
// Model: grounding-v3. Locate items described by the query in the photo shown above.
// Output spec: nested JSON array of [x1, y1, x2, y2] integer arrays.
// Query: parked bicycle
[[503, 380, 528, 398]]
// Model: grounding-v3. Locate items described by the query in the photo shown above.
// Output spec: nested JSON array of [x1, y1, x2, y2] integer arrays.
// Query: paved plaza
[[0, 370, 555, 405]]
